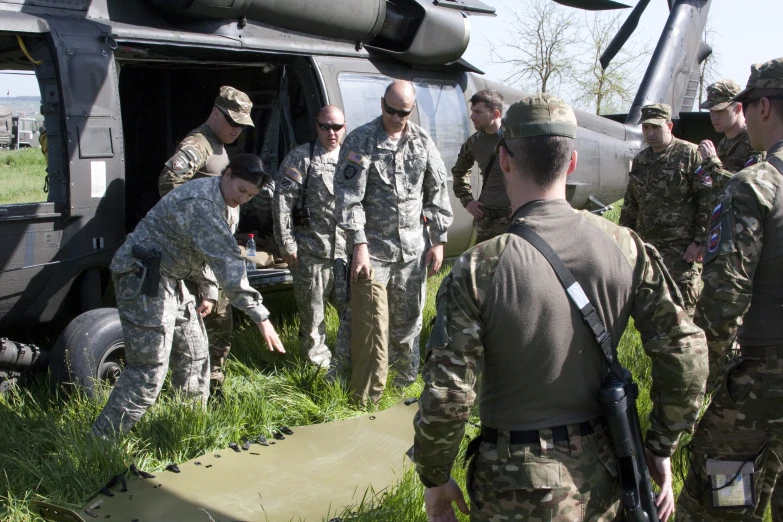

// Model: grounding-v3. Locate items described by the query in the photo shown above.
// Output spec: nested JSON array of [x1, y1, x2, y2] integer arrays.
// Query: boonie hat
[[501, 93, 577, 139], [700, 79, 742, 110], [639, 103, 671, 126], [732, 57, 783, 102], [215, 86, 254, 127]]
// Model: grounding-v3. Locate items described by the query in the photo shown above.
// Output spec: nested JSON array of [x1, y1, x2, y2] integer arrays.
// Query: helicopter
[[0, 0, 714, 396]]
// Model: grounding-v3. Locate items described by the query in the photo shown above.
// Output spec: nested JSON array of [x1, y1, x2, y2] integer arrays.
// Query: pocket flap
[[492, 461, 562, 490]]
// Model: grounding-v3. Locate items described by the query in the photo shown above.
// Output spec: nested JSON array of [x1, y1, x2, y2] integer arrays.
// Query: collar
[[511, 199, 574, 221]]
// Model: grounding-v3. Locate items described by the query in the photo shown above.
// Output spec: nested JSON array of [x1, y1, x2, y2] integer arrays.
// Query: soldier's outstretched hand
[[257, 319, 285, 353], [423, 477, 469, 522], [645, 448, 675, 522]]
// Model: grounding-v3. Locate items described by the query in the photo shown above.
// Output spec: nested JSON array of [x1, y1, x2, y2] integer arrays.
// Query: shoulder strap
[[508, 223, 624, 380], [477, 140, 499, 202], [300, 142, 315, 208], [766, 154, 783, 175]]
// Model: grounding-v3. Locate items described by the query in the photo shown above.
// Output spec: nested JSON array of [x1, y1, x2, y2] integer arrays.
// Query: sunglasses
[[216, 106, 244, 128], [382, 98, 413, 118], [317, 121, 345, 132], [741, 95, 783, 115]]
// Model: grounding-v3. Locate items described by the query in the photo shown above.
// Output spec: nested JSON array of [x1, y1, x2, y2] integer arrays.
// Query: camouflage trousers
[[205, 288, 232, 384], [468, 420, 621, 521], [331, 254, 427, 387], [93, 269, 209, 437], [290, 253, 350, 368], [656, 244, 701, 319], [676, 345, 783, 521], [474, 213, 511, 245]]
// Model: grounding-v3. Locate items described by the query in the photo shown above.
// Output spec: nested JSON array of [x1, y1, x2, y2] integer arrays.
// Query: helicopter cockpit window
[[413, 80, 470, 181], [337, 73, 391, 130]]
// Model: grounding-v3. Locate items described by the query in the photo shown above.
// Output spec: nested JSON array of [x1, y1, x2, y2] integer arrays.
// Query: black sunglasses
[[382, 98, 413, 118], [317, 121, 345, 132], [741, 95, 783, 115], [216, 106, 244, 128]]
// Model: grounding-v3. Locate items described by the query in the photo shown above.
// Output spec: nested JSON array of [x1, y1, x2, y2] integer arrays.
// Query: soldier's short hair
[[470, 89, 504, 113], [749, 88, 783, 121], [226, 153, 267, 187], [506, 135, 575, 190]]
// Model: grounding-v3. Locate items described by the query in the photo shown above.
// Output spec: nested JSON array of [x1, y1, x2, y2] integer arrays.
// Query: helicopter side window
[[337, 73, 392, 131]]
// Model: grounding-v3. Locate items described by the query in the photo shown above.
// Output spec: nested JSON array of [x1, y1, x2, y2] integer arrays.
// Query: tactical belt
[[484, 207, 511, 219], [481, 421, 593, 445]]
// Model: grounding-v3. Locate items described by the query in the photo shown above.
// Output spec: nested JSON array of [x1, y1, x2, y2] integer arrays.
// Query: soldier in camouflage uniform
[[697, 79, 764, 194], [451, 89, 510, 243], [676, 58, 783, 521], [333, 80, 453, 387], [273, 105, 349, 368], [158, 86, 254, 390], [93, 155, 284, 437], [411, 94, 708, 522], [619, 103, 713, 318]]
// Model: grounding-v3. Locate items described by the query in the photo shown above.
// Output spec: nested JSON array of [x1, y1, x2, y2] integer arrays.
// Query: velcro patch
[[707, 224, 721, 253], [745, 157, 758, 167], [280, 176, 295, 189], [710, 202, 722, 223], [346, 151, 364, 165], [284, 167, 303, 184], [343, 165, 358, 180], [167, 150, 194, 176]]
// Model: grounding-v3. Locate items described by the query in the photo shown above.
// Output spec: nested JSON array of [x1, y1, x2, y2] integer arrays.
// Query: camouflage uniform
[[411, 95, 708, 521], [452, 131, 511, 243], [333, 117, 453, 386], [676, 58, 783, 521], [698, 80, 764, 194], [157, 86, 254, 386], [273, 142, 348, 368], [93, 177, 269, 436], [620, 106, 712, 318]]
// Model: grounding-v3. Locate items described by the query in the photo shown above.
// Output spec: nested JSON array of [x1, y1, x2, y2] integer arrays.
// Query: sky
[[1, 0, 781, 104], [463, 0, 783, 109]]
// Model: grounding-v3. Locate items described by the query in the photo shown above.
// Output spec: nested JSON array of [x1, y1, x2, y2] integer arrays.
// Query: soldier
[[272, 105, 349, 368], [697, 79, 764, 193], [676, 58, 783, 521], [410, 94, 708, 522], [619, 103, 713, 318], [158, 86, 254, 391], [93, 154, 284, 437], [451, 89, 510, 243], [332, 79, 453, 388]]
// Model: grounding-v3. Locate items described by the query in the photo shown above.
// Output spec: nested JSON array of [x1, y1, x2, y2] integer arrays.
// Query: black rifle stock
[[599, 368, 660, 522]]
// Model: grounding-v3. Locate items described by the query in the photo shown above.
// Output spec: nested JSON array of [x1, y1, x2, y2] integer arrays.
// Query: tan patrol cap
[[215, 86, 254, 127], [501, 93, 577, 139], [700, 79, 742, 110], [732, 57, 783, 102], [639, 103, 671, 126]]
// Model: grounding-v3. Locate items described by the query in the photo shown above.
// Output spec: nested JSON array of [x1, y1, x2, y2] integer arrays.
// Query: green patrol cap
[[700, 79, 742, 110], [732, 57, 783, 102], [501, 93, 577, 139], [215, 86, 254, 127], [639, 103, 671, 126]]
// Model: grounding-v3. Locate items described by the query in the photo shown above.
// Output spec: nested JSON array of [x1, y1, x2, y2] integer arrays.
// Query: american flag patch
[[284, 167, 303, 183], [347, 151, 364, 165]]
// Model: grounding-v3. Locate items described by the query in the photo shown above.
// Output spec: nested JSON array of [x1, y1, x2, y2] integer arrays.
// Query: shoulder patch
[[166, 148, 200, 176], [707, 223, 722, 254], [710, 202, 722, 223], [703, 197, 734, 265], [343, 165, 358, 180], [284, 167, 303, 184], [346, 151, 364, 165], [280, 176, 295, 190], [745, 156, 759, 167]]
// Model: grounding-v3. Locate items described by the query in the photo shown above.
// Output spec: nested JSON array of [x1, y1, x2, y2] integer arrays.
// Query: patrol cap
[[639, 103, 671, 126], [214, 86, 254, 127], [500, 93, 577, 139], [700, 79, 742, 110], [732, 57, 783, 102]]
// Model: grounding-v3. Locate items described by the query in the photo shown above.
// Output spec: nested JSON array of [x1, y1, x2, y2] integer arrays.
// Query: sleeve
[[618, 164, 639, 230], [411, 243, 500, 486], [422, 140, 454, 245], [451, 137, 476, 207], [158, 137, 210, 197], [190, 265, 219, 302], [691, 148, 715, 244], [630, 237, 708, 457], [695, 173, 772, 386], [176, 200, 270, 323], [272, 153, 305, 256], [699, 155, 734, 195], [334, 135, 370, 249]]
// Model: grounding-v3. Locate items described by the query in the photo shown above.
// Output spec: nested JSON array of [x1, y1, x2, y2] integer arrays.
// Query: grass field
[[0, 148, 48, 205]]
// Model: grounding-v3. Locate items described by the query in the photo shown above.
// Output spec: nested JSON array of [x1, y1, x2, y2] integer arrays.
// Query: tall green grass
[[0, 148, 48, 205]]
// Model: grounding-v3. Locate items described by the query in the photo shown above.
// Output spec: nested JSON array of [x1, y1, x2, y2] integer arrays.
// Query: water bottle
[[246, 233, 256, 273]]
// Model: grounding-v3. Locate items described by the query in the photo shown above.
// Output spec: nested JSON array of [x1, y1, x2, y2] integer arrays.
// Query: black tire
[[49, 308, 126, 398]]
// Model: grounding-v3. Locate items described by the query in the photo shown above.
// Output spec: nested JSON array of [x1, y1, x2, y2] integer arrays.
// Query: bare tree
[[489, 0, 578, 94], [571, 12, 649, 115], [697, 22, 721, 110]]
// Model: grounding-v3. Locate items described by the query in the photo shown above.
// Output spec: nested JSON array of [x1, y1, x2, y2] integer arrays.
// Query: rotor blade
[[553, 0, 631, 10], [600, 0, 651, 69]]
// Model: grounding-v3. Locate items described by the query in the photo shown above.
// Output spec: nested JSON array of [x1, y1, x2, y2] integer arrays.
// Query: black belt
[[484, 207, 511, 219], [482, 421, 594, 445]]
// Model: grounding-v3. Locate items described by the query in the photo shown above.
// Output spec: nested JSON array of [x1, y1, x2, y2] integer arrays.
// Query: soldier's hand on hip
[[196, 299, 215, 317], [697, 140, 717, 161], [257, 319, 285, 354], [283, 253, 299, 268], [426, 243, 445, 277], [423, 477, 469, 522], [351, 243, 372, 282], [645, 448, 674, 522], [465, 200, 485, 218], [683, 242, 702, 263]]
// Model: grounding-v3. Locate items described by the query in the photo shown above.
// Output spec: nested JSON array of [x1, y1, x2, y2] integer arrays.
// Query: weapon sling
[[476, 139, 499, 205], [508, 223, 660, 522], [299, 142, 315, 209]]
